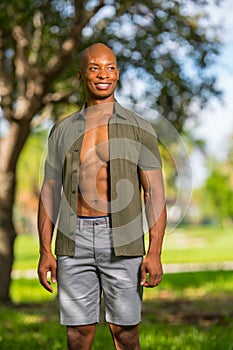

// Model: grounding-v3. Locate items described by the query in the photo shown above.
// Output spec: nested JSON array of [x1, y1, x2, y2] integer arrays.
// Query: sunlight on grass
[[2, 270, 233, 350], [10, 278, 56, 303], [13, 234, 39, 270], [13, 226, 233, 276], [143, 270, 233, 301], [162, 226, 233, 263], [6, 226, 233, 349]]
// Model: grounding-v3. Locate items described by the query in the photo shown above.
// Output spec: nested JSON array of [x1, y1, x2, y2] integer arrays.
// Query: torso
[[77, 113, 110, 216]]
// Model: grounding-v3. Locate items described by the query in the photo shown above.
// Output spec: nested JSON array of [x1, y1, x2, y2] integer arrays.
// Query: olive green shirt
[[44, 102, 162, 256]]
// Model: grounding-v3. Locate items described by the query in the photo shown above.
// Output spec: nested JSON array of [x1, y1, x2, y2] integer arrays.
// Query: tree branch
[[30, 103, 53, 129], [28, 10, 44, 66], [43, 91, 73, 104], [0, 32, 14, 121], [43, 0, 105, 80], [11, 25, 32, 119]]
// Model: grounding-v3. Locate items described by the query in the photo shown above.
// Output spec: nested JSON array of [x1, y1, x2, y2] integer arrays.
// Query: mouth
[[95, 83, 111, 90]]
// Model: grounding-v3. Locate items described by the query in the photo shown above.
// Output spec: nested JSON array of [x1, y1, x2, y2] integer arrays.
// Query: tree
[[205, 138, 233, 226], [205, 169, 233, 226], [0, 0, 221, 303]]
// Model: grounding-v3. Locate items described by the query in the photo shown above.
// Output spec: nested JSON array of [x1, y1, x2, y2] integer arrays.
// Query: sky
[[190, 0, 233, 186], [195, 0, 233, 157]]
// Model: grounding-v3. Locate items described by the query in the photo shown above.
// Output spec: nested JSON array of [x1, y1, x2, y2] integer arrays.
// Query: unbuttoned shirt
[[44, 102, 162, 256]]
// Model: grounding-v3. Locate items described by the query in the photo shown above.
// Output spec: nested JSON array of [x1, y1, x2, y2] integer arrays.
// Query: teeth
[[96, 83, 110, 89]]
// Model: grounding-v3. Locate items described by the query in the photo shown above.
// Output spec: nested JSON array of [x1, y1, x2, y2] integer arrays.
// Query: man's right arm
[[37, 178, 61, 293]]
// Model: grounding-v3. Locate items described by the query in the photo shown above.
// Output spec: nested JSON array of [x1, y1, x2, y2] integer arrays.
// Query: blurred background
[[0, 0, 232, 349]]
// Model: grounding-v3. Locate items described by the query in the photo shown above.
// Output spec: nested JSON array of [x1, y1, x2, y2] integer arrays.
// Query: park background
[[0, 0, 232, 349]]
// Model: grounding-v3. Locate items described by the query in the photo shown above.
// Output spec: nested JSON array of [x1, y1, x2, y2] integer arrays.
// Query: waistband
[[76, 215, 110, 228], [77, 215, 110, 220]]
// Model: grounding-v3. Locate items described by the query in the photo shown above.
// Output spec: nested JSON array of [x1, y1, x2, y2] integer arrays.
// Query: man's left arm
[[139, 169, 167, 288]]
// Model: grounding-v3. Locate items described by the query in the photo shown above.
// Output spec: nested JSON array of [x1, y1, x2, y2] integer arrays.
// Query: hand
[[140, 254, 163, 288], [37, 253, 57, 293]]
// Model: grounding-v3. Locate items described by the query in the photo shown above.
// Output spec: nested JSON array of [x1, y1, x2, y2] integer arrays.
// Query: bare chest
[[80, 123, 109, 164]]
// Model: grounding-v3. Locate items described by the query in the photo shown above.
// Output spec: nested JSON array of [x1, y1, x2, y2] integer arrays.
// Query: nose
[[97, 68, 109, 79]]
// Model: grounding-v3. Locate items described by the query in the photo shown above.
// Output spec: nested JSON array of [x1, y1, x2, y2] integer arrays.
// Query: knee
[[66, 325, 95, 350], [111, 325, 140, 350]]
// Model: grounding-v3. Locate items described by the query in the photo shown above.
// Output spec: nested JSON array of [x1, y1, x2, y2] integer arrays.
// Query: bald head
[[78, 42, 119, 104], [80, 43, 117, 70]]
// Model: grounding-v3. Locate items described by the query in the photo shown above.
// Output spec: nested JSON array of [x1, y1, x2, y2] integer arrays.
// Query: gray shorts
[[57, 216, 143, 326]]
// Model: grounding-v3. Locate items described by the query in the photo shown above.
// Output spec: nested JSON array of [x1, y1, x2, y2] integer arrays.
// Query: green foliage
[[206, 170, 233, 223], [13, 225, 233, 276], [193, 138, 233, 225], [153, 225, 233, 263], [204, 149, 233, 226], [13, 234, 39, 270], [0, 0, 222, 129], [16, 129, 48, 194]]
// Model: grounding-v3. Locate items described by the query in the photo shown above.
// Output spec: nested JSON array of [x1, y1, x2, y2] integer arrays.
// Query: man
[[37, 43, 166, 350]]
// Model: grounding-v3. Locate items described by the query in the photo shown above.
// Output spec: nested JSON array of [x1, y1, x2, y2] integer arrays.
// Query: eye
[[89, 66, 98, 71], [108, 66, 115, 70]]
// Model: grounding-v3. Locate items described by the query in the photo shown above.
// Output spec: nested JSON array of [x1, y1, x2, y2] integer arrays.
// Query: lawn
[[161, 225, 233, 264], [1, 271, 233, 350], [1, 225, 233, 349], [12, 225, 233, 271]]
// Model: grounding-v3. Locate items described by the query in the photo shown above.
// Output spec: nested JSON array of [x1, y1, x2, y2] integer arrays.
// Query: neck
[[85, 98, 115, 117], [86, 95, 115, 106]]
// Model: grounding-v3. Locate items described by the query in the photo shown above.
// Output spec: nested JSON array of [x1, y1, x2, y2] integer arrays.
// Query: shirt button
[[74, 148, 79, 152], [72, 169, 77, 173], [72, 190, 76, 193]]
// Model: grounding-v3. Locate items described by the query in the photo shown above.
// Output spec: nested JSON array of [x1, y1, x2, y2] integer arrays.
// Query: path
[[11, 261, 233, 280]]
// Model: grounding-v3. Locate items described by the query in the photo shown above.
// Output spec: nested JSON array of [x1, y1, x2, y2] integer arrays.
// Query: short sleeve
[[138, 122, 162, 170], [44, 125, 62, 180]]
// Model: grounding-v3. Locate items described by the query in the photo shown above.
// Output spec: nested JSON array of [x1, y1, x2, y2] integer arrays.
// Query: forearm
[[141, 169, 167, 257], [145, 195, 167, 257], [139, 169, 166, 287]]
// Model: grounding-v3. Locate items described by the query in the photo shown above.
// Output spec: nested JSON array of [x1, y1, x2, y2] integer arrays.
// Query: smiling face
[[78, 43, 119, 106]]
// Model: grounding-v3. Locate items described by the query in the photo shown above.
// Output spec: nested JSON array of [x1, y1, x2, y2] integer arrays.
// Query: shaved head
[[80, 43, 117, 70], [78, 42, 119, 104]]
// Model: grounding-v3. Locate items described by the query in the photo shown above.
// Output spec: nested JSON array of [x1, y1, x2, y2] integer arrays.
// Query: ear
[[117, 69, 120, 81], [78, 70, 84, 82]]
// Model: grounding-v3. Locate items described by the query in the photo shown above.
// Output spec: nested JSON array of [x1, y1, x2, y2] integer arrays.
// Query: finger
[[38, 269, 54, 293], [43, 280, 54, 293], [145, 274, 163, 288], [154, 273, 163, 286], [51, 264, 57, 284], [140, 265, 147, 286]]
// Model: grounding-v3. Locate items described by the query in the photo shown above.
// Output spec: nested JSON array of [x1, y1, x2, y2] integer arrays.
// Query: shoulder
[[115, 102, 156, 136], [48, 109, 81, 137]]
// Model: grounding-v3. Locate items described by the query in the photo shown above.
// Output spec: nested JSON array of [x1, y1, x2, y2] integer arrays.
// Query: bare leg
[[66, 324, 96, 350], [109, 323, 141, 350]]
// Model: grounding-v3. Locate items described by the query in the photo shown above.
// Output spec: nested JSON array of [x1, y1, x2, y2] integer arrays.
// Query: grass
[[13, 225, 233, 271], [1, 271, 233, 349], [13, 234, 39, 270], [161, 225, 233, 263], [2, 225, 233, 349]]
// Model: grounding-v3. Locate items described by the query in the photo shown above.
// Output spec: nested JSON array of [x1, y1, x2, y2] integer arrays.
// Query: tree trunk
[[0, 119, 31, 304]]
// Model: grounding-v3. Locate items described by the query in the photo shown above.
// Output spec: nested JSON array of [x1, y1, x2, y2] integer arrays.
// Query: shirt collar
[[74, 100, 127, 121]]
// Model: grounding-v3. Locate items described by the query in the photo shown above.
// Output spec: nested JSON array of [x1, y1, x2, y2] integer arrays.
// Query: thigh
[[57, 256, 101, 326], [100, 255, 143, 326]]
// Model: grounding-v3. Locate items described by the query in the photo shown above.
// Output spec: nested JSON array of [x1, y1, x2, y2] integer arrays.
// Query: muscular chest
[[80, 123, 109, 164]]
